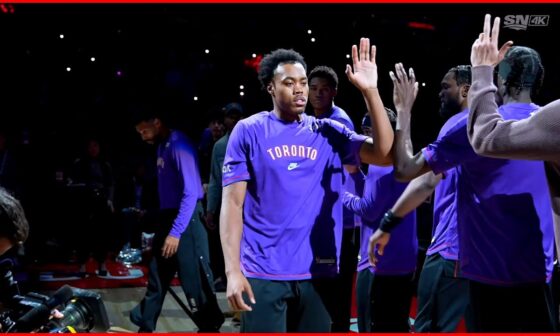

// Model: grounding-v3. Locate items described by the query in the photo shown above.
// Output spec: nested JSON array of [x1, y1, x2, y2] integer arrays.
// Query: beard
[[439, 99, 462, 119]]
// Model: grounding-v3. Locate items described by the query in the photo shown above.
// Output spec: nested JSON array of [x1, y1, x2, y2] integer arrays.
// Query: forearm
[[362, 88, 393, 163], [343, 192, 371, 218], [169, 192, 197, 238], [391, 172, 441, 217], [392, 125, 429, 181], [468, 65, 560, 161]]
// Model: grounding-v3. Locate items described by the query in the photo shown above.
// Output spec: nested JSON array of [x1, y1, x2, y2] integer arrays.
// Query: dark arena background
[[0, 3, 558, 333]]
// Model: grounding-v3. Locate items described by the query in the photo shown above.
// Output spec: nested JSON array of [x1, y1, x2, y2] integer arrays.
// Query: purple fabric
[[422, 107, 554, 285], [343, 165, 417, 275], [223, 111, 366, 280], [423, 112, 466, 261], [157, 130, 204, 238]]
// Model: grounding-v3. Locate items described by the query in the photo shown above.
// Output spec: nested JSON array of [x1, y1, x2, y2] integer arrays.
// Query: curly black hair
[[0, 188, 29, 246], [258, 49, 307, 89], [308, 66, 338, 90], [449, 65, 472, 86], [499, 46, 544, 98]]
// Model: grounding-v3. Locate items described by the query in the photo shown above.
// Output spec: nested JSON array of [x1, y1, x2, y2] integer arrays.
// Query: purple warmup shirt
[[423, 106, 554, 285], [316, 105, 361, 229], [343, 165, 417, 275], [423, 111, 465, 261], [223, 111, 367, 280], [157, 130, 204, 238]]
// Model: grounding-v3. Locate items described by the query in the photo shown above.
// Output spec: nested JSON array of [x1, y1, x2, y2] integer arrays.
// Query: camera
[[0, 259, 110, 333]]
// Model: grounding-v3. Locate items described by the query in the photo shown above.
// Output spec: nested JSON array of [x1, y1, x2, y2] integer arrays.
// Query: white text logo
[[287, 162, 300, 171], [504, 15, 549, 30]]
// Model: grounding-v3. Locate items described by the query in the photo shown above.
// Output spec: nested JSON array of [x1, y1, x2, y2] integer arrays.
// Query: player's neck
[[157, 127, 171, 143], [273, 109, 301, 123], [504, 91, 532, 104], [313, 104, 333, 118]]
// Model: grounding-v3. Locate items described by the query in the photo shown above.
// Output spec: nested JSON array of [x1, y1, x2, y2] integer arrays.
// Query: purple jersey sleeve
[[343, 191, 374, 219], [421, 116, 478, 175], [169, 141, 202, 238], [318, 118, 367, 166], [222, 121, 251, 187]]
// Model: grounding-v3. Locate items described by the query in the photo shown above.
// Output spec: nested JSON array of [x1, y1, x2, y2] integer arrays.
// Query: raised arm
[[389, 63, 432, 181], [467, 14, 560, 161], [346, 38, 393, 166], [468, 68, 560, 161]]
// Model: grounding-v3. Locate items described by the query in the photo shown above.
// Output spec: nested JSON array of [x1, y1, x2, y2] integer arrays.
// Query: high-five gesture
[[390, 63, 418, 131], [471, 14, 514, 67], [390, 63, 418, 115], [346, 38, 378, 92]]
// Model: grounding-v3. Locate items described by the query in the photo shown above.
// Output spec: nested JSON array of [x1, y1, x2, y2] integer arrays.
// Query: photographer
[[0, 187, 65, 332], [0, 187, 29, 331], [0, 187, 28, 258]]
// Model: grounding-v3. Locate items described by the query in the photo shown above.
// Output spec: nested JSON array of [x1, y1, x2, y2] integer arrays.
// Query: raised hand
[[346, 38, 378, 92], [471, 14, 514, 67], [389, 63, 418, 129]]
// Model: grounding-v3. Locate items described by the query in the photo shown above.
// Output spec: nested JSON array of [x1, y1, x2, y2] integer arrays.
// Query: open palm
[[346, 38, 378, 91], [390, 63, 418, 114]]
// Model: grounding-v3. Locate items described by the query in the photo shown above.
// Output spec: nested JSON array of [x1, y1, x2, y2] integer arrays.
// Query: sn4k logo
[[504, 15, 550, 30]]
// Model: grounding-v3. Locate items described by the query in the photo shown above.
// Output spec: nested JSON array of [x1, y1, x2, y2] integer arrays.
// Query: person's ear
[[461, 85, 470, 98], [153, 118, 162, 128]]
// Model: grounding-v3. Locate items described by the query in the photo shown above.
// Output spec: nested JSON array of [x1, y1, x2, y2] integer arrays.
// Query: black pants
[[206, 209, 225, 282], [316, 227, 358, 332], [356, 269, 373, 332], [414, 253, 471, 332], [469, 279, 558, 332], [356, 269, 414, 332], [241, 278, 331, 332], [130, 203, 224, 332], [552, 263, 560, 328]]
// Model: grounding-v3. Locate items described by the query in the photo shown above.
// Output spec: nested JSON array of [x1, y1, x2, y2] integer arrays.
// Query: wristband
[[379, 210, 403, 233]]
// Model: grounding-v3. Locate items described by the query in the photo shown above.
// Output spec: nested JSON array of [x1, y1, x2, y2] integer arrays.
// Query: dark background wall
[[0, 4, 557, 245]]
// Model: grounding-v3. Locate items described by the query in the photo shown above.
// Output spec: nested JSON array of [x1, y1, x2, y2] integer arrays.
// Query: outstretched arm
[[467, 14, 560, 161], [346, 38, 393, 166], [468, 15, 560, 160]]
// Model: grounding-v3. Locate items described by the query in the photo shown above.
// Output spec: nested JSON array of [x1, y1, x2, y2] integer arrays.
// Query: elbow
[[393, 168, 414, 183], [379, 141, 394, 164], [472, 145, 487, 156], [377, 154, 393, 167], [392, 159, 416, 182], [469, 138, 492, 156], [423, 179, 439, 191]]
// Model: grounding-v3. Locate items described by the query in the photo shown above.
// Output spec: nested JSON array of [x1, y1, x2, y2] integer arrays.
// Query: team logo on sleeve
[[157, 157, 165, 169]]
